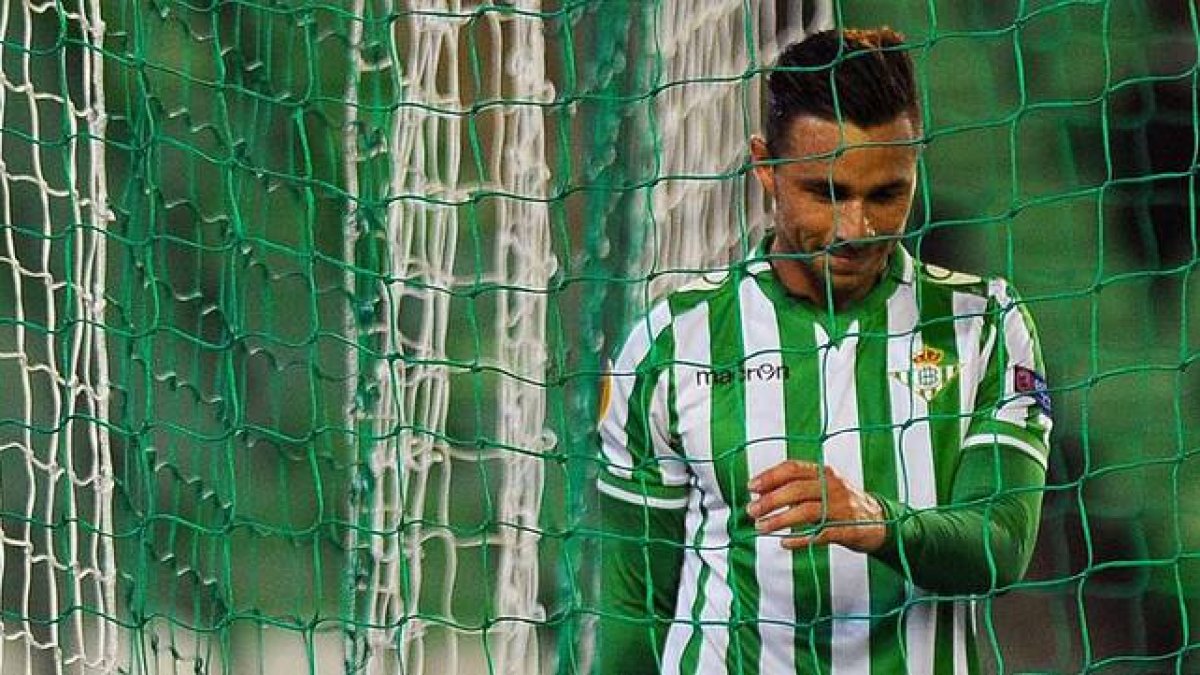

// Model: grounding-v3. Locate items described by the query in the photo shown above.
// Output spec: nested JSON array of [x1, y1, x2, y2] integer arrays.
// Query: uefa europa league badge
[[891, 346, 960, 402]]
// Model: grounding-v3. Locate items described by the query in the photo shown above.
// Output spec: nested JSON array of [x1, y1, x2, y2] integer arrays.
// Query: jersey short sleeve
[[962, 279, 1054, 468], [597, 302, 691, 510]]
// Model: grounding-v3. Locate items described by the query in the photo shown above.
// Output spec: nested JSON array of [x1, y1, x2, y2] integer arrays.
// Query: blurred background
[[0, 1, 1195, 673]]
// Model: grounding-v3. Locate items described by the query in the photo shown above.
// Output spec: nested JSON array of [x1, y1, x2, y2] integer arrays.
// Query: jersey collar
[[744, 231, 913, 320]]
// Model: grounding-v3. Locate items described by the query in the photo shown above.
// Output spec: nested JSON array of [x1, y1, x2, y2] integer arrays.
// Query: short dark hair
[[764, 28, 921, 156]]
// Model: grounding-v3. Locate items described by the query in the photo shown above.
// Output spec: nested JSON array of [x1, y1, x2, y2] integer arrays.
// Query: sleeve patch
[[1014, 365, 1052, 417]]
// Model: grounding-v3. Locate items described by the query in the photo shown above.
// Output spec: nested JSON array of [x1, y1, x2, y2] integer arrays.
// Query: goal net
[[0, 1, 1196, 674]]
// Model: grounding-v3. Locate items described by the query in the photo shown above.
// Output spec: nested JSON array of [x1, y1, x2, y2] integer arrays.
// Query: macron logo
[[695, 362, 790, 386]]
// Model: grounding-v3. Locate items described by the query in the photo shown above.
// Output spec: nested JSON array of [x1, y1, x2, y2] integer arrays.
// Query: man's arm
[[743, 443, 1044, 595], [872, 444, 1045, 593], [594, 304, 691, 673], [594, 493, 685, 675]]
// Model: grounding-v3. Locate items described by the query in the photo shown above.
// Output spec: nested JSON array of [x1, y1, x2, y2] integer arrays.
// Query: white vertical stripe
[[949, 291, 991, 675], [662, 303, 733, 675], [953, 602, 969, 675], [952, 291, 989, 442], [738, 278, 795, 675], [600, 302, 675, 479], [886, 286, 938, 675], [817, 323, 871, 675]]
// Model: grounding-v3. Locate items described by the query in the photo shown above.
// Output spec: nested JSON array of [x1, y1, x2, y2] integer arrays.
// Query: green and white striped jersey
[[597, 241, 1052, 675]]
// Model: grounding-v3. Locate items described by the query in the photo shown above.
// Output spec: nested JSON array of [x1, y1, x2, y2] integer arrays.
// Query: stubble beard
[[769, 227, 894, 308]]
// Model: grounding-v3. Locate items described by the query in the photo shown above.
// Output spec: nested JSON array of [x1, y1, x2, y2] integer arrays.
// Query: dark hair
[[765, 28, 921, 156]]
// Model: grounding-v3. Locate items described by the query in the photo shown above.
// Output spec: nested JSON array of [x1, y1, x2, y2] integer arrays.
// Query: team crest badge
[[892, 346, 959, 402]]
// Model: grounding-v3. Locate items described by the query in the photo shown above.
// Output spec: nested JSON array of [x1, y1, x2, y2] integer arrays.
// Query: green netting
[[0, 1, 1195, 673]]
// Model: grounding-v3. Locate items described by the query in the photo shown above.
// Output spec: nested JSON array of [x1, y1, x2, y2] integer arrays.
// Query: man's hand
[[745, 460, 887, 553]]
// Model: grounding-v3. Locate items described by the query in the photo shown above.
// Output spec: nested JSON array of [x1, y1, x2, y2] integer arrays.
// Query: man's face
[[751, 115, 920, 308]]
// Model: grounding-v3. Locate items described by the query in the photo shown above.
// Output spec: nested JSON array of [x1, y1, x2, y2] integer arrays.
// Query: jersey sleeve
[[962, 279, 1053, 468], [873, 446, 1046, 593], [597, 302, 691, 510], [593, 491, 686, 674]]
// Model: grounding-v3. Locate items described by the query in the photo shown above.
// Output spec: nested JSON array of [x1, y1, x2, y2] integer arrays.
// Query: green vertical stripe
[[701, 278, 761, 675], [621, 317, 675, 485], [775, 296, 827, 673], [916, 282, 965, 504], [659, 316, 683, 668], [856, 321, 906, 675], [967, 620, 981, 675], [667, 342, 681, 450], [918, 281, 972, 675], [934, 603, 957, 675]]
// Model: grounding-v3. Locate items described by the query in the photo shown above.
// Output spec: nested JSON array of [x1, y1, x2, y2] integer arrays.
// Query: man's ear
[[749, 135, 775, 199]]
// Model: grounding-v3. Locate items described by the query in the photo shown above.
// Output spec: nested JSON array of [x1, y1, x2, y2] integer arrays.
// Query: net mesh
[[0, 0, 115, 672], [0, 1, 1196, 674]]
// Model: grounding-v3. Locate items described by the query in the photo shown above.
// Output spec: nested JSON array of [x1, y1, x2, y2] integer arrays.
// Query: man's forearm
[[872, 447, 1046, 594]]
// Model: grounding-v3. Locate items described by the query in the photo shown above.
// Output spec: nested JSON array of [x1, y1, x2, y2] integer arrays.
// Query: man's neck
[[766, 245, 889, 312]]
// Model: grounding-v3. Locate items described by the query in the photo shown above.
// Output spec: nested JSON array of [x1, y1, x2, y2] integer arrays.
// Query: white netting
[[344, 2, 555, 674], [0, 1, 113, 673], [343, 1, 461, 670], [488, 1, 557, 671]]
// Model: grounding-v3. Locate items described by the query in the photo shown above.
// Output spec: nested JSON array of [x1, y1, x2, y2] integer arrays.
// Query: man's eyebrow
[[797, 178, 846, 193], [795, 178, 911, 195], [868, 179, 912, 193]]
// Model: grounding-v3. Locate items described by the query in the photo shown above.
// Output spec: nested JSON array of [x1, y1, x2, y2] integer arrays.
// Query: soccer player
[[593, 28, 1053, 675]]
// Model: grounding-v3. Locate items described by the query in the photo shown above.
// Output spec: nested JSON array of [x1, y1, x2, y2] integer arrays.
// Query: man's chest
[[668, 322, 985, 507]]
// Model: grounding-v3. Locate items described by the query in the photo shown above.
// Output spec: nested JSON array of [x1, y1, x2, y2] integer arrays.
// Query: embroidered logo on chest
[[891, 346, 960, 402]]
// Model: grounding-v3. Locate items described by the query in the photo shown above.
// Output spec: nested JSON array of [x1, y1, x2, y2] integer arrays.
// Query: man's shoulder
[[613, 269, 739, 361], [650, 268, 741, 318], [908, 259, 1038, 329], [912, 259, 1008, 300], [672, 268, 740, 300]]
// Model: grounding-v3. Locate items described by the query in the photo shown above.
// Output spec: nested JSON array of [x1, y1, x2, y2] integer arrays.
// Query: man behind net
[[594, 27, 1053, 675]]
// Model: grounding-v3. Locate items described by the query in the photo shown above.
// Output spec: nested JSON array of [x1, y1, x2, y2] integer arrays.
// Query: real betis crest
[[892, 346, 959, 402]]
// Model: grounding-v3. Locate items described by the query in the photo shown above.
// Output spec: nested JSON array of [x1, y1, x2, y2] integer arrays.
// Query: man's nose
[[833, 199, 873, 240]]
